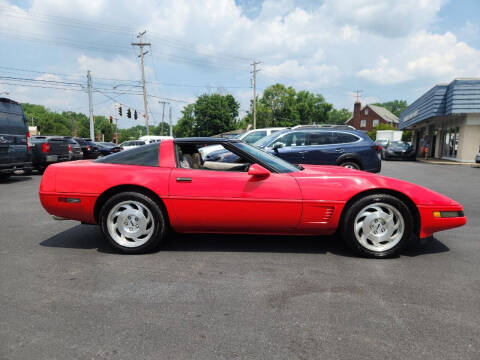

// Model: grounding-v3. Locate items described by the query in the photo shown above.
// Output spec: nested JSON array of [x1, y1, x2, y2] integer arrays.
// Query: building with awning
[[399, 78, 480, 162]]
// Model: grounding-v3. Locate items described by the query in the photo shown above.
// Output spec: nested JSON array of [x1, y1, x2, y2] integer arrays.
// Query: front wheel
[[99, 191, 167, 254], [341, 194, 413, 258]]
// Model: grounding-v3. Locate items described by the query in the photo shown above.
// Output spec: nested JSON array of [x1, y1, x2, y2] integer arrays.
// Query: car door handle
[[176, 177, 192, 182], [335, 148, 344, 153]]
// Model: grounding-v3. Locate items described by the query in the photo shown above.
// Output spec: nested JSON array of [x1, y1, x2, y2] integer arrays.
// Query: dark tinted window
[[0, 100, 27, 135], [307, 132, 332, 145], [95, 142, 159, 167], [64, 138, 78, 144], [74, 138, 86, 146], [333, 132, 359, 144]]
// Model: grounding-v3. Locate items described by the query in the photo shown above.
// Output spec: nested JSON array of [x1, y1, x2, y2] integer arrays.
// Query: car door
[[302, 131, 337, 165], [169, 162, 302, 233], [267, 131, 307, 164]]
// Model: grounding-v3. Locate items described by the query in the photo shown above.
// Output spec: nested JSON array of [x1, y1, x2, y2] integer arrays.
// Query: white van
[[138, 135, 173, 144]]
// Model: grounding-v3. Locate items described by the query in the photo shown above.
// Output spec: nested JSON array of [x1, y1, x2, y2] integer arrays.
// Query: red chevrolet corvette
[[39, 138, 466, 257]]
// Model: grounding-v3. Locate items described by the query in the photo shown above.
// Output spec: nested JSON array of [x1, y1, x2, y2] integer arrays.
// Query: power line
[[0, 6, 250, 66]]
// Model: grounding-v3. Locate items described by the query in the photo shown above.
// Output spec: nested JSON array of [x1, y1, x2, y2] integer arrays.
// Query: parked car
[[199, 127, 285, 159], [30, 136, 70, 172], [381, 141, 416, 161], [475, 152, 480, 164], [74, 138, 100, 159], [375, 139, 389, 152], [208, 127, 381, 173], [118, 140, 146, 150], [62, 137, 83, 161], [95, 142, 123, 156], [39, 138, 466, 257], [0, 98, 32, 179]]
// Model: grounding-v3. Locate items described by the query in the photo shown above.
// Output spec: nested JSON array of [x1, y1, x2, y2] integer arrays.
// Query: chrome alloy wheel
[[353, 202, 405, 252], [107, 200, 155, 248]]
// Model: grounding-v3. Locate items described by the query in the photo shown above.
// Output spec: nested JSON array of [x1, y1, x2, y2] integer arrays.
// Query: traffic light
[[118, 106, 122, 117], [127, 108, 132, 118], [134, 110, 138, 120], [109, 116, 113, 124]]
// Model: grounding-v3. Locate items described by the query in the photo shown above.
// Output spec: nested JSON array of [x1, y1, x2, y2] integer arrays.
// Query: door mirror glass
[[248, 163, 270, 178], [272, 142, 284, 151]]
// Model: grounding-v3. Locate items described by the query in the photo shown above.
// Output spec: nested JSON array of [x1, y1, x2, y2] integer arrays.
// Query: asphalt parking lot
[[1, 162, 479, 360]]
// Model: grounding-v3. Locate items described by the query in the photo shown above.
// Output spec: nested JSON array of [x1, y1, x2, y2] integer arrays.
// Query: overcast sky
[[1, 0, 479, 128]]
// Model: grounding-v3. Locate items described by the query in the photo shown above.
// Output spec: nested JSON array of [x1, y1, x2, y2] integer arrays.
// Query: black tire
[[99, 191, 167, 254], [0, 174, 11, 180], [340, 160, 361, 170], [380, 152, 385, 160], [341, 194, 413, 258]]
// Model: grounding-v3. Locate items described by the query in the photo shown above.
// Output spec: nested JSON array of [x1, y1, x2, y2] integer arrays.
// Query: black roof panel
[[174, 137, 240, 144]]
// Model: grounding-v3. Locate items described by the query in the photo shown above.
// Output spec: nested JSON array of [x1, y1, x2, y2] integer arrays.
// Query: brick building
[[345, 102, 398, 131]]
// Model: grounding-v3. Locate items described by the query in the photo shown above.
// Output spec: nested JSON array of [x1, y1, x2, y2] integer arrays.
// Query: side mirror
[[272, 142, 284, 152], [248, 163, 270, 178]]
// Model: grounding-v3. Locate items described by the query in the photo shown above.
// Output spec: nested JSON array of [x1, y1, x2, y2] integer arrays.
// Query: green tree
[[174, 104, 195, 138], [241, 84, 333, 128], [372, 100, 408, 117], [327, 108, 352, 125], [174, 94, 239, 137]]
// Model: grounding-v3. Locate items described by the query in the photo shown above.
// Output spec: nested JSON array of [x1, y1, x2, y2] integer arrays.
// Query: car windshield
[[234, 142, 300, 173], [389, 141, 410, 149], [253, 131, 285, 148]]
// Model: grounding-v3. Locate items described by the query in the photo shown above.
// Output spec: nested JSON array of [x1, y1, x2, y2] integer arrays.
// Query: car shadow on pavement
[[0, 175, 33, 183], [40, 224, 450, 258]]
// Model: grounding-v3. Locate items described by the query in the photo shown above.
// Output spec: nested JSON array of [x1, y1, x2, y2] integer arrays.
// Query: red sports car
[[39, 138, 466, 257]]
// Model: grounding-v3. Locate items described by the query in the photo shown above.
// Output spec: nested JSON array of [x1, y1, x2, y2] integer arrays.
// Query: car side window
[[271, 132, 306, 148], [176, 144, 251, 172], [307, 132, 332, 145], [333, 132, 359, 144], [243, 131, 267, 144]]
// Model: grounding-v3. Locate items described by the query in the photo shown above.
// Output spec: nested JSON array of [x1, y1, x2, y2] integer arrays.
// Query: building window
[[373, 119, 379, 127], [360, 120, 366, 128], [365, 108, 368, 115]]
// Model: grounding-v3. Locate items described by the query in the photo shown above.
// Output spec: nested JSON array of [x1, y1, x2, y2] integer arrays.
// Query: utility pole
[[114, 118, 118, 144], [169, 105, 172, 137], [251, 61, 261, 129], [158, 101, 168, 135], [131, 31, 151, 135], [87, 70, 94, 140]]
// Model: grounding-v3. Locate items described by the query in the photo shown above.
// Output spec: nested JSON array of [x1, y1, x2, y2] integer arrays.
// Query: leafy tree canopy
[[174, 94, 240, 137], [372, 100, 408, 117]]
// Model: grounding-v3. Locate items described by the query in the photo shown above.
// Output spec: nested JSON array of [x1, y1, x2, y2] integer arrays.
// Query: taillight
[[68, 144, 72, 153], [371, 145, 379, 152], [41, 142, 50, 153], [26, 132, 31, 151], [86, 145, 91, 151], [120, 147, 124, 151]]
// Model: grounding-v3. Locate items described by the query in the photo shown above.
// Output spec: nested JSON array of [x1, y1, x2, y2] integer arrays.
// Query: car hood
[[290, 164, 460, 206]]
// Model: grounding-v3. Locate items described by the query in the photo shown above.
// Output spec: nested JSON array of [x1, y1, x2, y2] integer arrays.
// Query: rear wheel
[[0, 174, 11, 180], [340, 160, 361, 170], [341, 194, 413, 258], [99, 191, 167, 254]]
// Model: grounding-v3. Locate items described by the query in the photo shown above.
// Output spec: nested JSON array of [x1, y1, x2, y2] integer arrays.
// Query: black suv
[[63, 136, 83, 161], [74, 138, 100, 159], [0, 98, 32, 179]]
